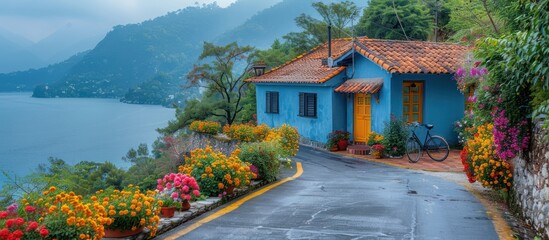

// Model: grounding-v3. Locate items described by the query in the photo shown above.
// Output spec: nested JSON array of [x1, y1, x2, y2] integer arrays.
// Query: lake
[[0, 93, 175, 188]]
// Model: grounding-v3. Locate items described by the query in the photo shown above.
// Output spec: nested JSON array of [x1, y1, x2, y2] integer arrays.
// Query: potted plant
[[326, 138, 339, 151], [95, 185, 162, 238], [381, 116, 408, 158], [31, 186, 108, 239], [327, 130, 350, 151], [157, 194, 182, 218], [371, 144, 385, 159], [156, 173, 201, 212], [367, 132, 384, 146]]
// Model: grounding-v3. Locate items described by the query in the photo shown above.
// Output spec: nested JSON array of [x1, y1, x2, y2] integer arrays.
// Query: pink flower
[[171, 192, 179, 199], [166, 183, 172, 190], [456, 68, 466, 77], [182, 186, 189, 193], [470, 67, 479, 76], [192, 190, 200, 197], [6, 203, 18, 213]]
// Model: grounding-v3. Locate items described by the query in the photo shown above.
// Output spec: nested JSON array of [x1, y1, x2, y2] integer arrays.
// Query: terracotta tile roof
[[335, 78, 383, 93], [246, 38, 353, 84], [247, 37, 468, 84], [354, 38, 468, 74]]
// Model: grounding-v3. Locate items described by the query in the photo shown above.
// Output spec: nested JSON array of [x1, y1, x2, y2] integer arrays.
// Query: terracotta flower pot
[[160, 206, 176, 218], [179, 200, 191, 211], [104, 227, 144, 238], [225, 186, 235, 195], [337, 139, 348, 151]]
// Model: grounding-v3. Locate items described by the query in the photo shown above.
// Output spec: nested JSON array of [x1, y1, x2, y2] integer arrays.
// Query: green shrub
[[381, 116, 408, 157], [239, 142, 281, 182]]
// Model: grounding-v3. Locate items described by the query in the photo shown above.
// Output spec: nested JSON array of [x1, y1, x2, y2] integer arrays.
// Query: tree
[[444, 0, 503, 42], [357, 0, 433, 40], [288, 1, 359, 47], [187, 42, 255, 125]]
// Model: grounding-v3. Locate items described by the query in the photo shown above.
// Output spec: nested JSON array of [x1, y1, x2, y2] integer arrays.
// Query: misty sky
[[0, 0, 237, 42]]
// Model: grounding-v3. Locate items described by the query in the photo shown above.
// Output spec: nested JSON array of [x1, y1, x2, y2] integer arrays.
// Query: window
[[402, 82, 423, 123], [266, 91, 279, 113], [299, 92, 317, 117]]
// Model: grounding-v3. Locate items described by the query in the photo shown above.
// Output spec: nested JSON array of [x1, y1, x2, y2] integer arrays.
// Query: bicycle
[[405, 122, 450, 163]]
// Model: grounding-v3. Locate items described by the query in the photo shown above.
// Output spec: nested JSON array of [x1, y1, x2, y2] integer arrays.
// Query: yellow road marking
[[164, 162, 304, 239], [462, 184, 514, 240]]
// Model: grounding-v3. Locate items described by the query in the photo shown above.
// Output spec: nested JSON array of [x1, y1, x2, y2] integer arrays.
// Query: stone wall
[[512, 121, 549, 239], [183, 132, 239, 156]]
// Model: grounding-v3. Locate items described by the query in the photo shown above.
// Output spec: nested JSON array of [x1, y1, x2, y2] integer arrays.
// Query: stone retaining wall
[[512, 121, 549, 239], [184, 132, 239, 156]]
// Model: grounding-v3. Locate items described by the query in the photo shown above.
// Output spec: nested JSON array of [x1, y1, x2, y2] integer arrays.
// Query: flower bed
[[189, 121, 221, 134], [179, 146, 254, 197]]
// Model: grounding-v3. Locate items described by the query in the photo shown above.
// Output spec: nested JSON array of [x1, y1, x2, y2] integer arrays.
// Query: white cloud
[[0, 0, 237, 42]]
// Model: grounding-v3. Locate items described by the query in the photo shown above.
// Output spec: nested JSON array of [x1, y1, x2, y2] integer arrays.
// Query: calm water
[[0, 93, 175, 188]]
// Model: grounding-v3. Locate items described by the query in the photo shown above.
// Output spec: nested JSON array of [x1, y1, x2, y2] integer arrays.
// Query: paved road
[[160, 146, 498, 240]]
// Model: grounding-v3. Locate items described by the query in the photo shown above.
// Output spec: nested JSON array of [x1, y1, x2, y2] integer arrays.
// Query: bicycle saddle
[[425, 124, 434, 130]]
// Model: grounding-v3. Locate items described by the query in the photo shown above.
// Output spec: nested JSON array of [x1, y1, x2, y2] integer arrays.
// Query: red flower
[[12, 229, 24, 238], [15, 217, 25, 226], [5, 219, 15, 228], [39, 227, 49, 238], [24, 206, 36, 213], [0, 228, 9, 238], [26, 221, 39, 232], [0, 211, 7, 219]]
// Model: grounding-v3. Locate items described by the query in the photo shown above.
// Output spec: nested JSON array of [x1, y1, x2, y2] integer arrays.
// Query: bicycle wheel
[[426, 135, 449, 161], [406, 137, 421, 163]]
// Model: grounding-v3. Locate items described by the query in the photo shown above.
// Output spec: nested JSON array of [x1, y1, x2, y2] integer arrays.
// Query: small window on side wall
[[266, 91, 279, 113], [299, 92, 317, 117]]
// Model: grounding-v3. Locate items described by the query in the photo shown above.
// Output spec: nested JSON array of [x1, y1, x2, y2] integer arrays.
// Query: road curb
[[162, 162, 304, 239]]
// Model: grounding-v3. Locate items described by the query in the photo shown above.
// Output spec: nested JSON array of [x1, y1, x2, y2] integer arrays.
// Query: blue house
[[248, 37, 468, 146]]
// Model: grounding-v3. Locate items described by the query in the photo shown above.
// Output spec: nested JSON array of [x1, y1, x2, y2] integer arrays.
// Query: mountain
[[217, 0, 369, 49], [0, 35, 46, 73], [1, 0, 366, 106], [0, 51, 87, 91], [29, 23, 105, 64], [31, 0, 281, 101], [0, 27, 34, 48], [0, 25, 104, 73]]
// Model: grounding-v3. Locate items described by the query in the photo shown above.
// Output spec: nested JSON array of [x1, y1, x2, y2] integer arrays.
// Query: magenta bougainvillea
[[492, 108, 529, 160]]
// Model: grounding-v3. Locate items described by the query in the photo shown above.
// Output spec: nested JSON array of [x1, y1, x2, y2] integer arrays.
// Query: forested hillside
[[1, 0, 367, 106]]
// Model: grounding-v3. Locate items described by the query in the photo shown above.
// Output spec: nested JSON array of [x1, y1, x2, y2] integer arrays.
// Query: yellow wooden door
[[354, 93, 371, 143]]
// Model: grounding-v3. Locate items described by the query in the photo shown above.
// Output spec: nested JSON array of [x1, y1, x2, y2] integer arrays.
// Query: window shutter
[[299, 93, 304, 116], [306, 94, 316, 117], [266, 92, 272, 113], [272, 92, 279, 113]]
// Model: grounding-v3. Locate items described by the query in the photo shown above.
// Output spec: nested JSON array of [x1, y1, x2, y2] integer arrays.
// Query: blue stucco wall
[[255, 52, 464, 145], [345, 53, 392, 139], [255, 72, 347, 143], [391, 74, 465, 145]]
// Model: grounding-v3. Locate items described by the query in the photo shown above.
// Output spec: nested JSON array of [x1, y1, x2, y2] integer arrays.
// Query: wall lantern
[[252, 61, 267, 77]]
